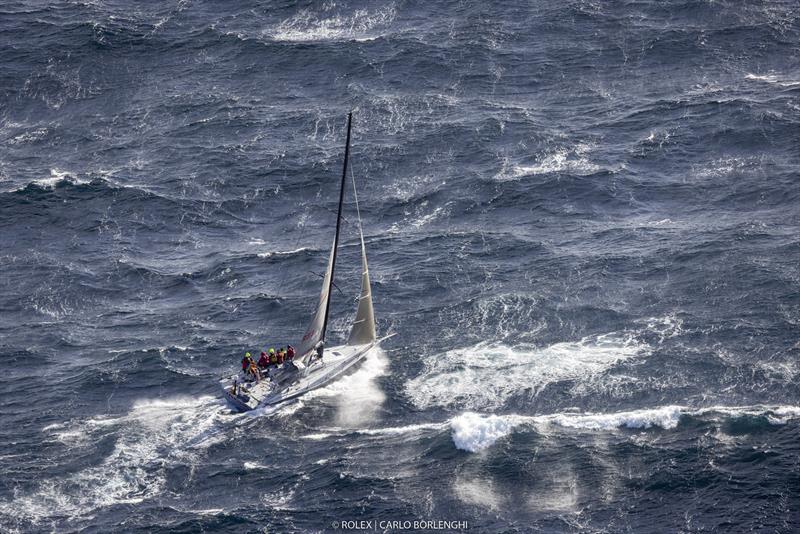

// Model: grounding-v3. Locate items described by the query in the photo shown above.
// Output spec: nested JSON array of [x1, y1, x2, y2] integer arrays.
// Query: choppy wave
[[3, 0, 800, 530]]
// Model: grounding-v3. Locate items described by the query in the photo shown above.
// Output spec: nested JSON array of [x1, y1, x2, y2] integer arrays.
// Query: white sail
[[348, 234, 376, 344], [297, 239, 335, 362], [348, 173, 376, 346]]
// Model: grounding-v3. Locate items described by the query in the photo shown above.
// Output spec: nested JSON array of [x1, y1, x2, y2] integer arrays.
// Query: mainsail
[[347, 170, 376, 346], [296, 240, 336, 361], [297, 112, 352, 363]]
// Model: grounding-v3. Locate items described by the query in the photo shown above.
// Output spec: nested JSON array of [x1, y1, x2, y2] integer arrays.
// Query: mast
[[319, 111, 352, 350]]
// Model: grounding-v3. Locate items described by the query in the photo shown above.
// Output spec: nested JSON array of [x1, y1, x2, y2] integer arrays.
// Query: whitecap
[[268, 6, 396, 43], [7, 127, 48, 145], [494, 144, 610, 181], [244, 461, 268, 470], [18, 169, 91, 191], [450, 412, 524, 452], [257, 247, 310, 258]]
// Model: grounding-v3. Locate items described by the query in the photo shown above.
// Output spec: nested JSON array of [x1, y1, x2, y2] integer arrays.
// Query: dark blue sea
[[1, 1, 799, 532]]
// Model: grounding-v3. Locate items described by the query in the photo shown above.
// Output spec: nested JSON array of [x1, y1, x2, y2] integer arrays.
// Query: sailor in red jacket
[[241, 352, 253, 371], [257, 351, 270, 369]]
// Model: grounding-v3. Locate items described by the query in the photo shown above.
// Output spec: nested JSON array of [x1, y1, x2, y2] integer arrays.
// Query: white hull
[[222, 343, 375, 412]]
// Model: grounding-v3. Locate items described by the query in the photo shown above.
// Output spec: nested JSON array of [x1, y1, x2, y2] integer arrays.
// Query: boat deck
[[221, 343, 375, 411]]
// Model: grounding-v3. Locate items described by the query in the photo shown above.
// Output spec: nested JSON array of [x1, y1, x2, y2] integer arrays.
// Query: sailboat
[[222, 112, 391, 412]]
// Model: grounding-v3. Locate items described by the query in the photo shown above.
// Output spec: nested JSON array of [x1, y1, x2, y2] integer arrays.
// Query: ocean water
[[1, 1, 799, 532]]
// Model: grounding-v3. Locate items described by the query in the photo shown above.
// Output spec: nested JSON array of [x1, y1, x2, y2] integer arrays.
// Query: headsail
[[347, 169, 376, 345], [297, 112, 353, 363]]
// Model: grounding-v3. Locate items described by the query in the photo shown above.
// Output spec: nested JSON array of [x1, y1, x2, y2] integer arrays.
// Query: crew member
[[249, 360, 262, 382], [242, 352, 261, 381], [241, 352, 253, 371], [258, 351, 270, 369], [286, 345, 295, 360]]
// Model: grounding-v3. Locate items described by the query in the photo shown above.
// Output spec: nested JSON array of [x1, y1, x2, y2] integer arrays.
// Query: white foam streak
[[745, 72, 800, 87], [301, 421, 446, 441], [244, 461, 269, 470], [257, 247, 309, 258], [548, 405, 683, 431], [359, 422, 445, 436], [406, 333, 646, 410]]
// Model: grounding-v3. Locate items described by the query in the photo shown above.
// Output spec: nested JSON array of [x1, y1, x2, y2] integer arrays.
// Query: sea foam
[[406, 332, 646, 410]]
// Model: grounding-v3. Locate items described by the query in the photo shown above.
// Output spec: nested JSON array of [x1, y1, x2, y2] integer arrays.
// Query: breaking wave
[[9, 169, 90, 192], [451, 412, 524, 452]]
